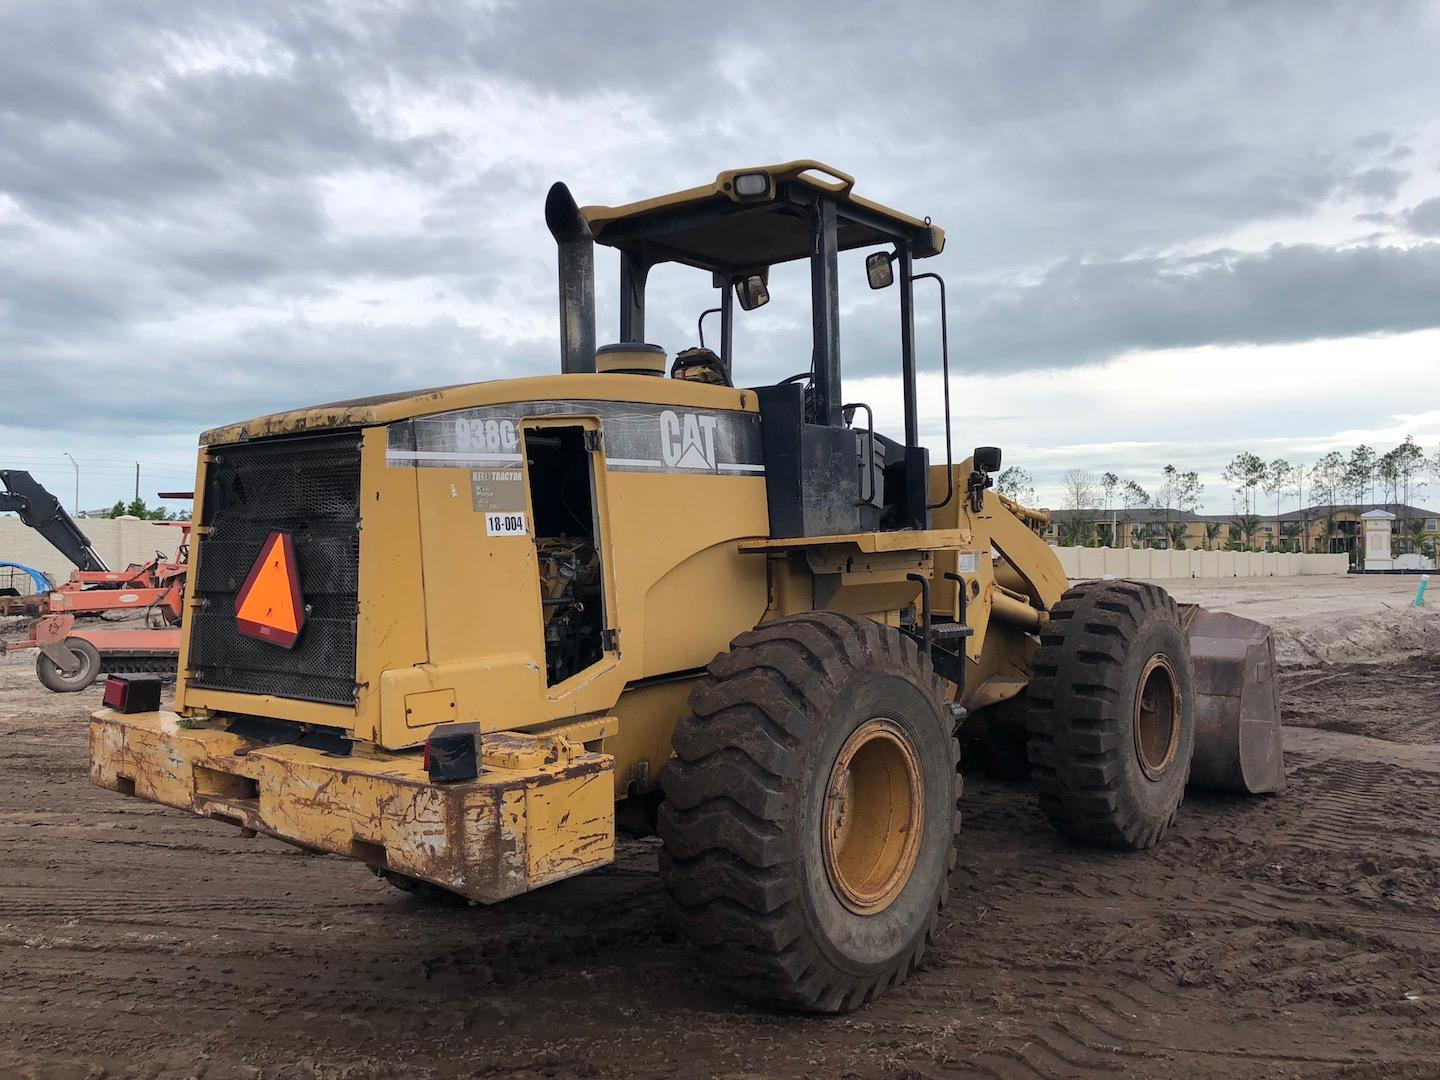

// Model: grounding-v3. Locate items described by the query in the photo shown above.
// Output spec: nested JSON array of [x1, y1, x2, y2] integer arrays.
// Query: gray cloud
[[1345, 166, 1408, 201], [4, 0, 1440, 506], [959, 242, 1440, 372], [1404, 197, 1440, 236]]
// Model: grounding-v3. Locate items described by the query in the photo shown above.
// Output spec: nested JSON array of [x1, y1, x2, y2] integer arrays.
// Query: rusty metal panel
[[90, 709, 615, 904], [525, 771, 614, 886]]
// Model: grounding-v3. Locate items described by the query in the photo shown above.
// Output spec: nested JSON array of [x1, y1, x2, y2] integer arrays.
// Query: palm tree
[[1407, 518, 1429, 557], [1204, 521, 1222, 551], [1229, 514, 1260, 550], [1280, 521, 1302, 553], [1168, 521, 1187, 550]]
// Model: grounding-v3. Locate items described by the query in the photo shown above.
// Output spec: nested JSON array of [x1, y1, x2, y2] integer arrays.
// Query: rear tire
[[1026, 580, 1194, 850], [659, 612, 960, 1013], [36, 638, 102, 693]]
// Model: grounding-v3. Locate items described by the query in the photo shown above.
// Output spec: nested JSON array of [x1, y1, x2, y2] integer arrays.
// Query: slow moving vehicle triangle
[[234, 530, 305, 648]]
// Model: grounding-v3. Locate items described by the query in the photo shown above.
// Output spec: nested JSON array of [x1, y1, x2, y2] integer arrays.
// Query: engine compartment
[[525, 426, 607, 685]]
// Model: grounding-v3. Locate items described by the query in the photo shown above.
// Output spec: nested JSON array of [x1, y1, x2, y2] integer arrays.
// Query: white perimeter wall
[[1051, 546, 1350, 581], [0, 517, 185, 586], [3, 518, 1359, 591]]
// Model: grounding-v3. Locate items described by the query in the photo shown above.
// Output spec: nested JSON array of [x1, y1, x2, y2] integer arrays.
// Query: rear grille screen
[[188, 431, 362, 707]]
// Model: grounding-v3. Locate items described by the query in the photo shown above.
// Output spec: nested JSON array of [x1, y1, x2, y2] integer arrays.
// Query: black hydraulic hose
[[911, 272, 954, 511], [697, 307, 721, 350]]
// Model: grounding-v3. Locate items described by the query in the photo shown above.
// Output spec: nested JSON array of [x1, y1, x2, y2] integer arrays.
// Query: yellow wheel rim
[[822, 718, 924, 915], [1134, 654, 1180, 780]]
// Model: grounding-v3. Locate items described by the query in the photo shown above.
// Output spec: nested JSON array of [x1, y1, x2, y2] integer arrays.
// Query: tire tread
[[659, 612, 959, 1012]]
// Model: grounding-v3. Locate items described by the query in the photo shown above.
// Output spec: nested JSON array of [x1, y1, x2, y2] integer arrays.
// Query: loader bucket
[[1181, 607, 1285, 794]]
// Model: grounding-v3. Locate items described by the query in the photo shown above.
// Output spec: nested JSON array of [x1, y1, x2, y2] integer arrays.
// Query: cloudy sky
[[3, 0, 1440, 516]]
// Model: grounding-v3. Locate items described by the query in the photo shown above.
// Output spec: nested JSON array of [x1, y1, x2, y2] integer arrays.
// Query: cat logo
[[659, 410, 720, 471]]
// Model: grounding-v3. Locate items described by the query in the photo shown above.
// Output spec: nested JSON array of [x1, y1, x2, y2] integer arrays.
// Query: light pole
[[63, 453, 79, 515]]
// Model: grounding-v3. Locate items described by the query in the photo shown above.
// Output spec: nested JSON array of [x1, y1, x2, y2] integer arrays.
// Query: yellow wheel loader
[[90, 161, 1283, 1013]]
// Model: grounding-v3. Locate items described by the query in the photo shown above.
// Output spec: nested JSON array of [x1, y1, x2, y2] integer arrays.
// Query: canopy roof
[[580, 160, 945, 277]]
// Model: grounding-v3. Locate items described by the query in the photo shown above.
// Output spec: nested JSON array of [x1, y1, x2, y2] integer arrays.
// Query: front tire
[[36, 638, 102, 693], [1026, 580, 1195, 850], [659, 612, 960, 1013]]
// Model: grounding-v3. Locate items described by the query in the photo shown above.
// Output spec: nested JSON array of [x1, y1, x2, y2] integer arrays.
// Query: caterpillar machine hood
[[89, 160, 1283, 1014]]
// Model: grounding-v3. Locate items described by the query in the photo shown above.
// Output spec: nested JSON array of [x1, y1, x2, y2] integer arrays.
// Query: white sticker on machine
[[485, 511, 528, 537], [957, 551, 979, 574]]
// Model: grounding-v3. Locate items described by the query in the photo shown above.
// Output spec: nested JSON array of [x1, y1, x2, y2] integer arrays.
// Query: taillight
[[103, 674, 163, 714], [424, 722, 480, 782]]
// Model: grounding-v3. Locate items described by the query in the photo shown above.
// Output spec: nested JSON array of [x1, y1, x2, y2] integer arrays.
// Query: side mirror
[[973, 446, 1002, 474], [865, 251, 895, 290], [735, 272, 770, 311]]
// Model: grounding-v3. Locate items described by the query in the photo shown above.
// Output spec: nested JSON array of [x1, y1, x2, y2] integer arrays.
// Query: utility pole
[[64, 453, 79, 516], [135, 462, 140, 502]]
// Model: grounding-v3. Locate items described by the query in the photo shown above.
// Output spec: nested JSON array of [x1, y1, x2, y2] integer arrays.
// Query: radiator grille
[[187, 431, 362, 707]]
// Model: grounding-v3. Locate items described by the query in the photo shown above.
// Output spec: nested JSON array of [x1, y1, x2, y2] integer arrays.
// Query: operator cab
[[546, 160, 955, 538]]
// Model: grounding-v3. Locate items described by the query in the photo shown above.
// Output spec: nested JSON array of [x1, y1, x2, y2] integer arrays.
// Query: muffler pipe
[[545, 182, 596, 374]]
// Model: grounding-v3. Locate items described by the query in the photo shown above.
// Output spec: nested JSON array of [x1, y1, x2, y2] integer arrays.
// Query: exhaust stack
[[545, 182, 596, 374]]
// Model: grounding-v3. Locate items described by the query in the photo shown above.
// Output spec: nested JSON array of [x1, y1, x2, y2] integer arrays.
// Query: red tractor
[[1, 471, 186, 691]]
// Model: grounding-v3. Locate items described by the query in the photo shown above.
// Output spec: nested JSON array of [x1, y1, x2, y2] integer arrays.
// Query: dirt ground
[[2, 578, 1438, 1079]]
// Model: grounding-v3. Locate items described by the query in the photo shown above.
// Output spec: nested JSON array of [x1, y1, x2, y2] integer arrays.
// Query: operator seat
[[670, 347, 732, 387]]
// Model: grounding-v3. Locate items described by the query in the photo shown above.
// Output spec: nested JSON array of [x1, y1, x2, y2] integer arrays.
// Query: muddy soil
[[2, 649, 1439, 1079]]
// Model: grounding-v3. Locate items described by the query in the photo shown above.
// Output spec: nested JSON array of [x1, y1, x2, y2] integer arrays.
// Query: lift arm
[[0, 470, 109, 573]]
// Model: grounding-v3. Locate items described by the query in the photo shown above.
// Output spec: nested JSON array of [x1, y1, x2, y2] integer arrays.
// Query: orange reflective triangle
[[234, 531, 305, 648]]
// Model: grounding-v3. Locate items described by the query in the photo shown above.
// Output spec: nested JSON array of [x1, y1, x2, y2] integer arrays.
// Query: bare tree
[[1394, 435, 1425, 524], [1376, 447, 1400, 509], [1222, 452, 1266, 518], [1122, 480, 1149, 548], [1345, 444, 1376, 509], [1062, 469, 1096, 510], [1289, 460, 1308, 552], [1177, 470, 1203, 516], [1100, 471, 1119, 546], [1146, 466, 1180, 550], [1310, 451, 1344, 508], [1155, 465, 1179, 524], [1310, 451, 1346, 552], [1262, 459, 1291, 548], [1059, 469, 1096, 545]]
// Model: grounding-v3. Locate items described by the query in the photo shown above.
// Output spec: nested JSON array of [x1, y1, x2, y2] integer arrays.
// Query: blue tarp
[[0, 561, 54, 594]]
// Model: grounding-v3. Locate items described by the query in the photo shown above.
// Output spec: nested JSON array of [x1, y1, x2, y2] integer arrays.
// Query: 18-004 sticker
[[486, 511, 528, 536]]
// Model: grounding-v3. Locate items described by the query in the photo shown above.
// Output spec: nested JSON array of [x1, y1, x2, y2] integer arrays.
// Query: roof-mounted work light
[[732, 171, 771, 198]]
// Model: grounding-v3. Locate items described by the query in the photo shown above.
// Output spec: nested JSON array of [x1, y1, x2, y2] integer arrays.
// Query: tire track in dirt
[[4, 652, 1440, 1078]]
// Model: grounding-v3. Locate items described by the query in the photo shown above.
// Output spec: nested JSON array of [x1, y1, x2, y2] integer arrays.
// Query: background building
[[1045, 503, 1439, 556]]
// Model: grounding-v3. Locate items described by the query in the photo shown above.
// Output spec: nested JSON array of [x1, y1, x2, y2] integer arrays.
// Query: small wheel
[[1026, 580, 1195, 850], [36, 638, 102, 693], [368, 866, 469, 905], [659, 612, 960, 1013]]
